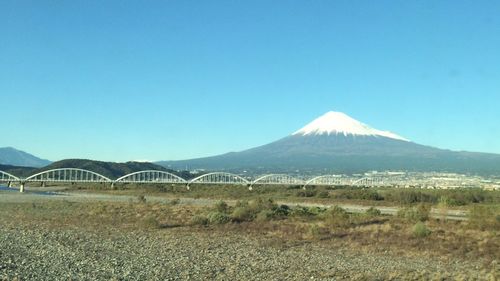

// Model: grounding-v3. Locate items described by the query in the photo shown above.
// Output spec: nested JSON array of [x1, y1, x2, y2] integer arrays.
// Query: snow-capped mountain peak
[[292, 111, 409, 141]]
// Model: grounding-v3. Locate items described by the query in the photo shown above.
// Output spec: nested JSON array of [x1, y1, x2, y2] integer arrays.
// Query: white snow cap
[[293, 111, 409, 141]]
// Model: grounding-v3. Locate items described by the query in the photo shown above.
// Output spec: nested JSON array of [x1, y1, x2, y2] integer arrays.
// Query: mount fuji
[[158, 111, 500, 175]]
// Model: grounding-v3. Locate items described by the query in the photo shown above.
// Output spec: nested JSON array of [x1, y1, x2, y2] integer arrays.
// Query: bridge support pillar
[[111, 182, 115, 189], [20, 183, 25, 193], [41, 181, 46, 187], [7, 181, 11, 188]]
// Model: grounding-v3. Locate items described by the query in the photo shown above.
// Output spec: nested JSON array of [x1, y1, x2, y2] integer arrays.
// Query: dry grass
[[0, 198, 498, 270]]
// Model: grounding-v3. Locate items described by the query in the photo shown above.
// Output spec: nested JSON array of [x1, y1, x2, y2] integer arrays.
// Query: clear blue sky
[[1, 1, 499, 162]]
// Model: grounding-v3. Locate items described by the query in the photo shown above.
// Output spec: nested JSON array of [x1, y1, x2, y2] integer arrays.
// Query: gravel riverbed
[[1, 224, 495, 280]]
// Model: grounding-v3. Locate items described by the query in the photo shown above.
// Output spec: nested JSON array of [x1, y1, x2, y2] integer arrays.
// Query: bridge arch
[[250, 174, 304, 190], [352, 177, 385, 187], [303, 175, 351, 189], [24, 168, 111, 183], [187, 172, 249, 189], [114, 170, 186, 184], [0, 170, 20, 182]]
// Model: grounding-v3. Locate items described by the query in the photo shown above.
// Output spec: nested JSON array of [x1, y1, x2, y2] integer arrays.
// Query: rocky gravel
[[1, 224, 496, 280]]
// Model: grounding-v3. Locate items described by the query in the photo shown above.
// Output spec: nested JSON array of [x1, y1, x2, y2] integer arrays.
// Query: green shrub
[[231, 206, 255, 222], [291, 206, 315, 217], [214, 200, 229, 213], [230, 199, 290, 222], [365, 207, 382, 217], [272, 204, 290, 217], [413, 222, 431, 238], [190, 215, 209, 226], [255, 210, 275, 222], [397, 204, 430, 222], [207, 211, 230, 224], [438, 196, 463, 207], [323, 206, 350, 227]]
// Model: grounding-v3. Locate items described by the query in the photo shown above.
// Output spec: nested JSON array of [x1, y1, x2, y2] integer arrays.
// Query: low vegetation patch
[[365, 207, 382, 217], [468, 205, 500, 231], [412, 222, 431, 238], [1, 193, 498, 267], [396, 204, 431, 222]]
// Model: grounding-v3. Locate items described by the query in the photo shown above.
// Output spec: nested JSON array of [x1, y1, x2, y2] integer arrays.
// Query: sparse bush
[[365, 207, 382, 217], [296, 190, 317, 197], [397, 204, 430, 222], [468, 206, 500, 231], [385, 190, 436, 204], [413, 222, 431, 238], [308, 224, 326, 239], [332, 189, 383, 201], [317, 191, 330, 198], [272, 204, 290, 217], [190, 215, 209, 226], [137, 194, 147, 204], [323, 206, 350, 227], [207, 211, 230, 224], [169, 198, 181, 205], [290, 206, 316, 217], [234, 200, 249, 208], [255, 210, 275, 222], [231, 206, 255, 222], [230, 199, 289, 222], [142, 216, 160, 229], [290, 206, 326, 217], [382, 188, 499, 206], [249, 198, 278, 213], [438, 196, 462, 207], [214, 200, 229, 213]]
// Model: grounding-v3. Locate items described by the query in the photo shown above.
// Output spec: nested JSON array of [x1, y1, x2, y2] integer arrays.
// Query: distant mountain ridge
[[158, 111, 500, 176], [0, 147, 51, 168]]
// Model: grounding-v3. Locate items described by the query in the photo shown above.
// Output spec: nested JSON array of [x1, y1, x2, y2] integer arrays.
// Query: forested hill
[[0, 164, 37, 178]]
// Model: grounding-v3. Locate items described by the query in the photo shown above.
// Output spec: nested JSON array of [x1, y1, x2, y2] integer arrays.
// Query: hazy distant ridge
[[0, 147, 51, 168]]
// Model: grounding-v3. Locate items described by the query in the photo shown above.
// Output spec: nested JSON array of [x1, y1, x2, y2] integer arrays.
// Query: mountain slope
[[0, 164, 37, 178], [158, 111, 500, 175], [0, 147, 51, 168]]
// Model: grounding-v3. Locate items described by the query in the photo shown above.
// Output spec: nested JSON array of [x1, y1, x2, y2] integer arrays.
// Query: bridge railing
[[249, 174, 304, 190], [114, 170, 187, 184], [24, 168, 111, 183], [187, 172, 249, 189], [303, 175, 353, 189]]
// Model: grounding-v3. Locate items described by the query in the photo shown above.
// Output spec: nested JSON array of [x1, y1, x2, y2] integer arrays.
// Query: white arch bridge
[[0, 168, 401, 192]]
